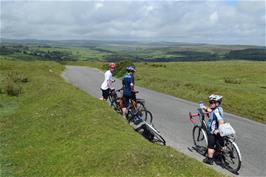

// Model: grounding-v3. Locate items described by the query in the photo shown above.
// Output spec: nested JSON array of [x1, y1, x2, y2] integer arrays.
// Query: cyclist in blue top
[[203, 94, 224, 165], [121, 66, 136, 118]]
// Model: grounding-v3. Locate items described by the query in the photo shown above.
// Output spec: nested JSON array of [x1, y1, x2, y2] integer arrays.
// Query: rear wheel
[[192, 126, 208, 156], [222, 140, 241, 174]]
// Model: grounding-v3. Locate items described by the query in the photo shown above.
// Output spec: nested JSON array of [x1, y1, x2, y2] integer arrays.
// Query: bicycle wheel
[[192, 126, 208, 155], [144, 110, 153, 124], [136, 100, 146, 111], [222, 139, 242, 174], [111, 97, 122, 113], [135, 110, 152, 123], [144, 123, 166, 145]]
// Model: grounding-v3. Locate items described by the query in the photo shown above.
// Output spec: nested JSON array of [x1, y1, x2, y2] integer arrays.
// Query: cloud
[[209, 11, 219, 24], [1, 0, 265, 46]]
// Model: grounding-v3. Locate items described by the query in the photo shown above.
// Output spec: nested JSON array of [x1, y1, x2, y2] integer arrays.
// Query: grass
[[0, 58, 223, 177], [66, 60, 266, 123], [135, 61, 266, 123], [32, 47, 110, 61]]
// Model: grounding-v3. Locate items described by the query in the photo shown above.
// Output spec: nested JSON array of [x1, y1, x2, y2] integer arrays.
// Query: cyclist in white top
[[100, 63, 116, 101]]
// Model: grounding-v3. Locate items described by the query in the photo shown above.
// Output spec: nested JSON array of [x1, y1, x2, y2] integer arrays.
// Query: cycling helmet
[[108, 63, 116, 69], [126, 66, 136, 72], [208, 94, 223, 103]]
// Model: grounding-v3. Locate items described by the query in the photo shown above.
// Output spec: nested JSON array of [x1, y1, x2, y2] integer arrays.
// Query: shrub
[[102, 60, 135, 78], [150, 64, 166, 68], [224, 77, 241, 84], [3, 72, 28, 96], [5, 80, 22, 96], [0, 86, 4, 94], [7, 72, 29, 83]]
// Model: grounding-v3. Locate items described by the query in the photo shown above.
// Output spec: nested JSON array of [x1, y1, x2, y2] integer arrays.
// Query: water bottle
[[199, 101, 204, 109]]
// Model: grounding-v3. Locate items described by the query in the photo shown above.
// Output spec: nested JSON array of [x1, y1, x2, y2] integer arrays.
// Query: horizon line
[[1, 38, 265, 47]]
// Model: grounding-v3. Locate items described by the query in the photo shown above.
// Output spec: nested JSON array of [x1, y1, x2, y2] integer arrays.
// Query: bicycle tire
[[192, 125, 208, 156], [111, 97, 122, 113], [108, 90, 117, 103], [222, 139, 242, 174], [136, 100, 146, 112], [143, 110, 153, 124], [144, 123, 166, 145], [127, 101, 147, 121]]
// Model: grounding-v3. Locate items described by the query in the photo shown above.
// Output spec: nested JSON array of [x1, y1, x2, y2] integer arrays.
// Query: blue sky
[[1, 0, 265, 46], [224, 0, 238, 6]]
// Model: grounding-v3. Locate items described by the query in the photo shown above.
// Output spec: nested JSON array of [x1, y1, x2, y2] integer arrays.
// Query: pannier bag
[[219, 123, 236, 137]]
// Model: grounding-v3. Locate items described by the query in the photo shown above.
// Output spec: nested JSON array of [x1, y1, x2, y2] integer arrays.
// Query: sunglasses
[[209, 101, 216, 104]]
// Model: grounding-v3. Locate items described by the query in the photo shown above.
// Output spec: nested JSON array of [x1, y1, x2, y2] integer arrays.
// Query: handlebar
[[189, 108, 210, 124], [189, 112, 199, 124]]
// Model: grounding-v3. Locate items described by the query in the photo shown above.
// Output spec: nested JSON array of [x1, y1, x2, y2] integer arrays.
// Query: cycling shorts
[[208, 133, 224, 149], [122, 94, 136, 108], [101, 88, 110, 100]]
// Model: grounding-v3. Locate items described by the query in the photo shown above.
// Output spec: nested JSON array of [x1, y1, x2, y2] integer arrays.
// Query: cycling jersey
[[122, 73, 134, 97], [207, 106, 224, 134], [101, 70, 113, 90]]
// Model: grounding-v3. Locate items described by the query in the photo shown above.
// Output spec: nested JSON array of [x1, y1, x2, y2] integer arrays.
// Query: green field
[[2, 40, 265, 62], [68, 60, 266, 123], [135, 61, 266, 123], [0, 59, 223, 177]]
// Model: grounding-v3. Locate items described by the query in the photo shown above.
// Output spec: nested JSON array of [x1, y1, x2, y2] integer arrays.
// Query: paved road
[[63, 66, 266, 177]]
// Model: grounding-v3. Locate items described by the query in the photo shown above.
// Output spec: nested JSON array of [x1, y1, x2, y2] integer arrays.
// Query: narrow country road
[[63, 66, 266, 177]]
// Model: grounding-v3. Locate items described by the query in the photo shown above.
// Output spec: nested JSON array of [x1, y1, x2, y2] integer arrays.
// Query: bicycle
[[108, 88, 123, 113], [189, 107, 209, 156], [128, 108, 165, 145], [189, 105, 242, 174], [111, 90, 147, 119]]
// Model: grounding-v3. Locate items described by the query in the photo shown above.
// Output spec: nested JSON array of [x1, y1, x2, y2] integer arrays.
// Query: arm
[[107, 80, 113, 89], [107, 72, 114, 89], [130, 75, 135, 92], [213, 109, 224, 134], [130, 82, 134, 92]]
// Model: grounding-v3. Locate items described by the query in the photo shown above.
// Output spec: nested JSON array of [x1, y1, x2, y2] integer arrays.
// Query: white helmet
[[208, 94, 223, 102]]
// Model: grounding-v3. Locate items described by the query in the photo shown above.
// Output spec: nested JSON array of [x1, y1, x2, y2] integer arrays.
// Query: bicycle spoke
[[222, 140, 241, 173]]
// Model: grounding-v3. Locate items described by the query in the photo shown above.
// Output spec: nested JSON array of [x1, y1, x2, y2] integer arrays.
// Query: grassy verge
[[135, 61, 266, 123], [0, 59, 223, 177], [64, 60, 266, 123]]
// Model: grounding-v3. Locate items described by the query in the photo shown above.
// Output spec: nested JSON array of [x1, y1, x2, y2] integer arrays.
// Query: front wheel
[[136, 110, 152, 124], [222, 139, 242, 174], [192, 126, 208, 156], [111, 97, 122, 114]]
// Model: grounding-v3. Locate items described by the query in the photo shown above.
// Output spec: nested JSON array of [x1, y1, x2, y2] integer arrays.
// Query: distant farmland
[[1, 39, 265, 62]]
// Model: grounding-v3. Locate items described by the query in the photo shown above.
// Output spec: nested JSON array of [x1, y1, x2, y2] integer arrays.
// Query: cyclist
[[100, 63, 116, 101], [203, 94, 224, 165], [121, 66, 137, 118]]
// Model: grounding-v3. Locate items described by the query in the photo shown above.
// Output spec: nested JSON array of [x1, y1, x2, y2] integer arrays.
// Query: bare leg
[[122, 108, 128, 118], [207, 148, 215, 158]]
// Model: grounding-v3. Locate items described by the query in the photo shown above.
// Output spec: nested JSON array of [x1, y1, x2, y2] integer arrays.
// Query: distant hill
[[1, 38, 265, 61]]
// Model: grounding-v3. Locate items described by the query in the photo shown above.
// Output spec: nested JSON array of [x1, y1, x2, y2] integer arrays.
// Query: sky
[[1, 0, 265, 46]]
